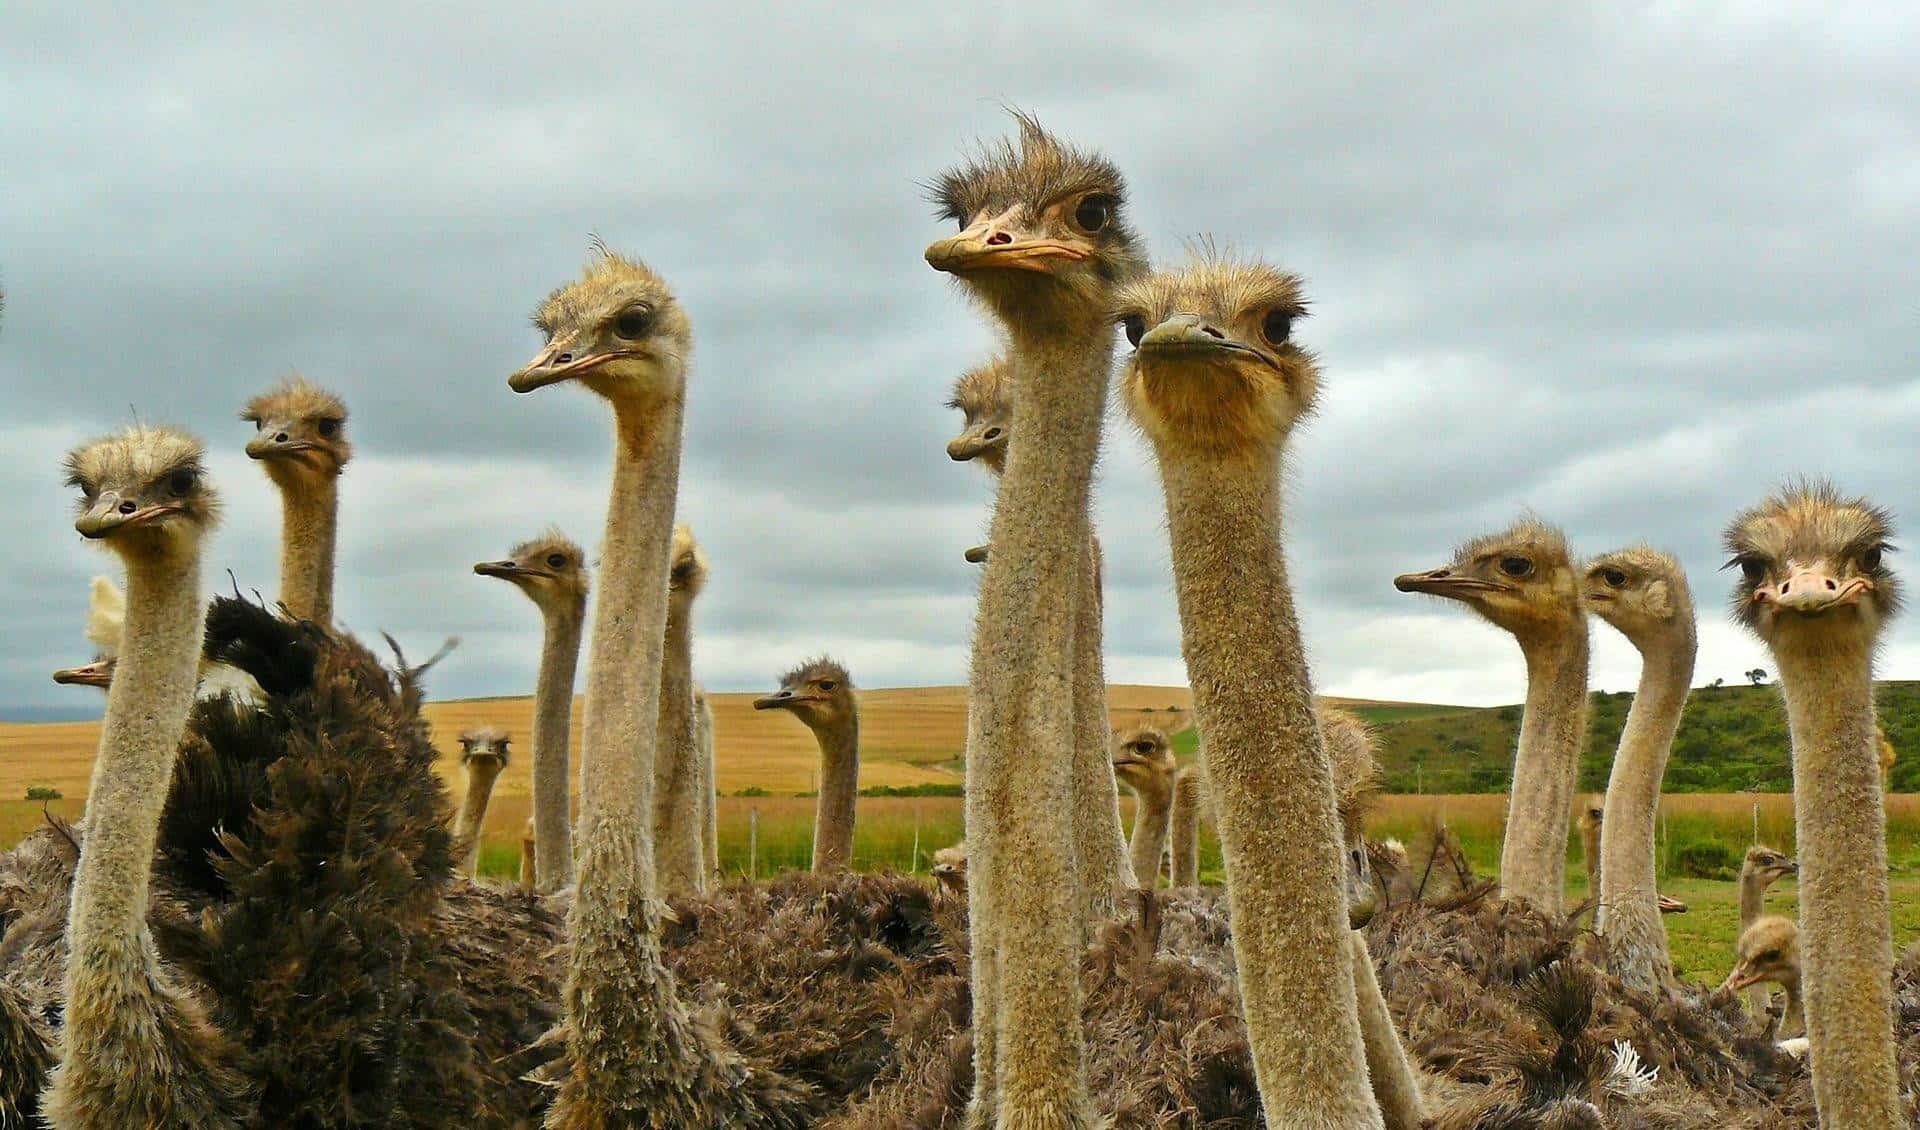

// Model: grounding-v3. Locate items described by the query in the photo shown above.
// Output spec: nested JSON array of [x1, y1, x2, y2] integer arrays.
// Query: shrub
[[25, 786, 61, 801], [735, 785, 770, 797], [1671, 837, 1740, 880]]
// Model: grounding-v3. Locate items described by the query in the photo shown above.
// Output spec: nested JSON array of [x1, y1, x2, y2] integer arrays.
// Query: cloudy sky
[[3, 2, 1916, 720]]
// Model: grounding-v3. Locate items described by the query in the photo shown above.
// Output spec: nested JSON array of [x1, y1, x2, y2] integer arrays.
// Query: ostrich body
[[948, 357, 1135, 911], [1585, 547, 1695, 993], [1119, 254, 1383, 1126], [1737, 845, 1798, 1012], [1726, 483, 1902, 1126], [1396, 518, 1589, 913], [755, 658, 860, 873], [510, 249, 799, 1128], [652, 524, 709, 894], [1724, 915, 1805, 1040], [1110, 724, 1176, 887], [41, 427, 251, 1128], [454, 727, 511, 877], [475, 530, 588, 892], [925, 114, 1145, 1127], [243, 375, 349, 626]]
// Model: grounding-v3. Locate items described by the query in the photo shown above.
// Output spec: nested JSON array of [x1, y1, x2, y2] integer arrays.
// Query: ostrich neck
[[66, 548, 205, 1027], [530, 600, 584, 891], [809, 713, 860, 872], [1127, 780, 1173, 886], [275, 475, 337, 625], [1155, 452, 1382, 1126], [1773, 631, 1901, 1127], [1499, 623, 1589, 912], [1597, 629, 1693, 991], [1738, 869, 1771, 928], [1169, 773, 1203, 889], [651, 596, 702, 891], [966, 314, 1109, 1120], [456, 762, 504, 875]]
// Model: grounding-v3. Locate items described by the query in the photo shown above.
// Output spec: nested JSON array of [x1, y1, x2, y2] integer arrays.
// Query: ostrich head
[[474, 529, 590, 617], [753, 656, 855, 732], [242, 375, 351, 487], [66, 426, 221, 558], [1395, 516, 1582, 645], [509, 246, 692, 409]]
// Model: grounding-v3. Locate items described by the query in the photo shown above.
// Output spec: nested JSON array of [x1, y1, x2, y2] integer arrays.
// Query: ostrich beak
[[1137, 316, 1286, 372], [474, 561, 540, 579], [75, 495, 181, 539], [754, 690, 800, 710], [1761, 567, 1871, 614], [1724, 967, 1768, 992], [963, 544, 990, 565], [245, 428, 324, 461], [1393, 569, 1509, 598], [926, 214, 1092, 274], [508, 345, 641, 393], [52, 658, 114, 688]]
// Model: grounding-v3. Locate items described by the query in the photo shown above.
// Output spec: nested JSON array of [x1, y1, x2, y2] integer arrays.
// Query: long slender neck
[[275, 474, 338, 626], [809, 712, 860, 873], [1499, 624, 1589, 913], [651, 597, 702, 892], [530, 599, 584, 891], [65, 547, 205, 1046], [965, 314, 1109, 1122], [456, 760, 504, 876], [1738, 868, 1770, 928], [1154, 451, 1381, 1126], [1597, 628, 1693, 992], [1127, 778, 1173, 887], [1773, 629, 1901, 1127], [1779, 972, 1806, 1041], [1169, 772, 1203, 889]]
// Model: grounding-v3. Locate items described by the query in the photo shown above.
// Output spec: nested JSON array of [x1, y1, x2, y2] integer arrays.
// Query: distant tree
[[1746, 668, 1768, 686], [25, 786, 61, 801], [1709, 677, 1725, 689]]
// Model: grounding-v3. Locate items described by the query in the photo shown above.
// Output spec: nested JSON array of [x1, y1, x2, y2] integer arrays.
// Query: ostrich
[[242, 375, 350, 627], [924, 112, 1146, 1123], [1396, 518, 1589, 913], [695, 685, 718, 882], [508, 247, 803, 1127], [1736, 845, 1797, 1011], [1584, 547, 1695, 992], [755, 657, 860, 873], [1110, 724, 1176, 887], [1575, 796, 1604, 896], [49, 576, 122, 688], [947, 354, 1135, 913], [1726, 482, 1903, 1126], [475, 529, 589, 892], [652, 524, 709, 894], [1118, 252, 1384, 1125], [1723, 915, 1805, 1040], [520, 817, 538, 891], [454, 727, 511, 877]]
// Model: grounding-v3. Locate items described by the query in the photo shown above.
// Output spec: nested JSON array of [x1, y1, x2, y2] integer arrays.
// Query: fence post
[[749, 807, 759, 882]]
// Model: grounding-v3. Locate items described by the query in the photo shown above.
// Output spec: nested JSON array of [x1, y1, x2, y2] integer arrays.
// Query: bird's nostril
[[274, 432, 289, 443], [1781, 581, 1791, 593], [1825, 578, 1837, 590], [118, 501, 137, 514], [1202, 326, 1224, 339], [556, 353, 573, 364], [986, 232, 1012, 246], [983, 428, 1002, 441]]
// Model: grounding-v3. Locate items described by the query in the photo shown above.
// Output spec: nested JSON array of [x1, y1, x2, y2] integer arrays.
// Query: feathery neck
[[529, 597, 583, 891], [456, 760, 505, 874], [997, 317, 1113, 481], [578, 393, 684, 865], [1496, 615, 1589, 911], [68, 547, 206, 967], [274, 474, 338, 626], [1128, 777, 1174, 883], [808, 710, 860, 872], [1738, 868, 1772, 927]]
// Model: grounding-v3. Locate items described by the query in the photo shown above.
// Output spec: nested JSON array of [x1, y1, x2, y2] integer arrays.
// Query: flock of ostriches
[[1, 115, 1914, 1129]]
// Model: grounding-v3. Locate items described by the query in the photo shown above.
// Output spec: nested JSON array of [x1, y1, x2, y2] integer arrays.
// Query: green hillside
[[1356, 681, 1920, 794]]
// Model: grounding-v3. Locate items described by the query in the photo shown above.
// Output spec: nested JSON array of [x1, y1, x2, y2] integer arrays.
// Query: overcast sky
[[3, 2, 1916, 720]]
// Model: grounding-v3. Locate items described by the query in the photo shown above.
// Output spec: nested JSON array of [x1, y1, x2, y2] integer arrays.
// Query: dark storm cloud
[[3, 1, 1916, 718]]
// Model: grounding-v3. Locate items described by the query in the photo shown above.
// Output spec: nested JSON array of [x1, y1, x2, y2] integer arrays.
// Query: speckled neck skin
[[456, 758, 505, 876], [48, 542, 250, 1128], [1168, 770, 1203, 888], [1125, 766, 1174, 887], [1500, 627, 1589, 912], [1773, 630, 1901, 1127], [966, 318, 1108, 1128], [529, 600, 584, 892], [1071, 537, 1133, 915], [272, 473, 338, 626], [1151, 454, 1382, 1127], [803, 710, 860, 872], [651, 593, 704, 893], [1597, 637, 1693, 992]]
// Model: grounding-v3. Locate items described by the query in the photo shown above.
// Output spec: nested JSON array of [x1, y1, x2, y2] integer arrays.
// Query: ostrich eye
[[613, 306, 654, 339], [1121, 315, 1146, 348], [1499, 556, 1533, 578], [546, 553, 567, 569], [1261, 309, 1293, 346], [1738, 556, 1767, 584], [1758, 949, 1780, 963], [167, 469, 198, 496], [1073, 194, 1114, 233], [253, 419, 264, 431], [818, 680, 837, 692], [1861, 545, 1884, 572], [1136, 741, 1153, 754], [1601, 569, 1627, 588], [316, 419, 339, 438]]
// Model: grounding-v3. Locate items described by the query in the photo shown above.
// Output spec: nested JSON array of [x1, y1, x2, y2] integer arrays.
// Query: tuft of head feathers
[[240, 375, 349, 435], [64, 425, 222, 539], [931, 111, 1129, 237], [669, 523, 709, 598], [1319, 706, 1380, 841], [779, 655, 851, 690]]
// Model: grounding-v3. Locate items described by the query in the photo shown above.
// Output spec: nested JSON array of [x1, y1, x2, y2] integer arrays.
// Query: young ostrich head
[[945, 356, 1012, 471], [752, 656, 854, 730], [66, 427, 221, 556], [1725, 915, 1801, 996], [509, 248, 693, 407], [241, 375, 351, 487], [1117, 251, 1319, 457], [458, 726, 512, 775], [1744, 844, 1799, 886], [1584, 546, 1696, 649], [668, 523, 709, 611], [473, 529, 590, 615], [1109, 723, 1176, 795], [931, 840, 969, 897], [925, 112, 1147, 326], [1395, 516, 1582, 645], [1724, 480, 1900, 652]]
